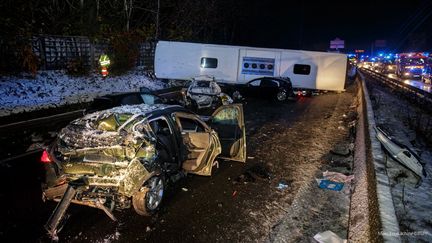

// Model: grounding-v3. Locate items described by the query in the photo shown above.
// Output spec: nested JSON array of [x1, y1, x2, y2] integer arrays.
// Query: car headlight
[[404, 72, 410, 76]]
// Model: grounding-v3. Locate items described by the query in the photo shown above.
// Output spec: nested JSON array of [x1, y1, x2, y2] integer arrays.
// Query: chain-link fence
[[0, 35, 156, 72]]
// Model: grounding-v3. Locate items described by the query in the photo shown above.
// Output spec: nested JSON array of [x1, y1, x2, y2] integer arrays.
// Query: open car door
[[211, 104, 246, 162], [174, 112, 221, 176]]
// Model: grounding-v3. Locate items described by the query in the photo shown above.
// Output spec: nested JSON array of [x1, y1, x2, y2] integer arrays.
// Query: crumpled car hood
[[53, 108, 157, 193], [58, 124, 126, 150]]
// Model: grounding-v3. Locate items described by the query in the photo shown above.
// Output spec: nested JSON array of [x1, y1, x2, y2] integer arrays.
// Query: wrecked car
[[220, 77, 295, 102], [185, 76, 233, 110], [41, 103, 246, 238]]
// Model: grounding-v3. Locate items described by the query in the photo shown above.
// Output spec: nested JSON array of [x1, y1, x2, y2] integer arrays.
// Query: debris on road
[[315, 171, 354, 192], [276, 179, 290, 190], [276, 183, 288, 190], [212, 160, 219, 169], [182, 188, 189, 192], [316, 179, 344, 191], [313, 230, 347, 243], [375, 126, 426, 181], [322, 171, 354, 183], [232, 190, 238, 197]]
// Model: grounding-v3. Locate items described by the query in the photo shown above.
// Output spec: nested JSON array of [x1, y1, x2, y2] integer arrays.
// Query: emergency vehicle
[[421, 53, 432, 84], [396, 52, 427, 79]]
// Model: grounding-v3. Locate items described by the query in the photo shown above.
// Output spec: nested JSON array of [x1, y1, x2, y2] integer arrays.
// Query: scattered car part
[[375, 126, 426, 179], [316, 179, 344, 191], [313, 230, 347, 243], [45, 177, 91, 240]]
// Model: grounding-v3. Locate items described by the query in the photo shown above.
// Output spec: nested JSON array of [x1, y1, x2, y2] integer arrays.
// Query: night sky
[[233, 0, 432, 53]]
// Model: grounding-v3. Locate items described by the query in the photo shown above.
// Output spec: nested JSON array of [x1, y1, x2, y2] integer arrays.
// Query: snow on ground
[[0, 68, 165, 117], [368, 82, 432, 242]]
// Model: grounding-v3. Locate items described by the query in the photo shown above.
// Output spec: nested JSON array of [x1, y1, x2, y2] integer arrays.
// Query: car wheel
[[132, 176, 165, 216], [276, 90, 287, 102]]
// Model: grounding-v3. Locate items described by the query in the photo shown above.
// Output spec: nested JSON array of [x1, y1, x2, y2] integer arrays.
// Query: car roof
[[83, 104, 190, 121]]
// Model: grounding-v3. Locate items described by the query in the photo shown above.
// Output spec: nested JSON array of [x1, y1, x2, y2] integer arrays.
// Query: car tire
[[276, 89, 288, 102], [132, 176, 165, 216]]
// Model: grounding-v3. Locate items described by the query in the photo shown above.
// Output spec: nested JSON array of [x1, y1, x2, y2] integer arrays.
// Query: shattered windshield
[[97, 113, 133, 131]]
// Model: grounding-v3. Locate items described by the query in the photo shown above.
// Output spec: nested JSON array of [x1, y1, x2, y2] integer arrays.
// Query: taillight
[[41, 150, 52, 163]]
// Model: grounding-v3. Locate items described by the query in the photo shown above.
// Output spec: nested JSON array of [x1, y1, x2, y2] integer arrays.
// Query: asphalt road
[[0, 82, 357, 242]]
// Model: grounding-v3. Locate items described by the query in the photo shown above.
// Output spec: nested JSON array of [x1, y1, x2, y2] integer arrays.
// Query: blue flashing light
[[379, 53, 383, 57], [371, 57, 376, 61]]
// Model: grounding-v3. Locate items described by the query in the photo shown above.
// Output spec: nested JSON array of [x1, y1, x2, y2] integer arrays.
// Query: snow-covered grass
[[0, 68, 165, 117]]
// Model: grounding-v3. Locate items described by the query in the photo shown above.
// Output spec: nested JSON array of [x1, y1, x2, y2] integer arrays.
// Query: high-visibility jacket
[[99, 54, 111, 67]]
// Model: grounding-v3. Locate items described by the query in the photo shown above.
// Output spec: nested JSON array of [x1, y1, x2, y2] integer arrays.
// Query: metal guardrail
[[0, 109, 85, 133], [0, 109, 85, 164], [360, 68, 432, 113]]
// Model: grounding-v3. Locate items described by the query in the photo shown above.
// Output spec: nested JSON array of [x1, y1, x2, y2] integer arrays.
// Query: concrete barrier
[[348, 72, 401, 242]]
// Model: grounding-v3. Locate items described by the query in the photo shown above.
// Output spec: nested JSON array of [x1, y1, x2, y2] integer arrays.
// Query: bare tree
[[124, 0, 134, 31]]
